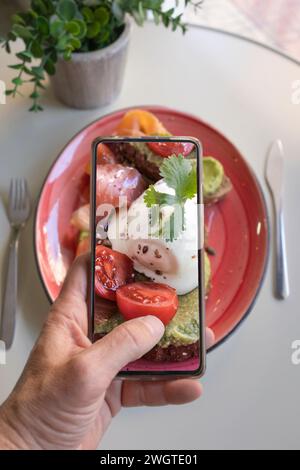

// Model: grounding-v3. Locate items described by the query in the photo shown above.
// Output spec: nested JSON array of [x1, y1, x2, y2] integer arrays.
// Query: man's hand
[[0, 255, 215, 450]]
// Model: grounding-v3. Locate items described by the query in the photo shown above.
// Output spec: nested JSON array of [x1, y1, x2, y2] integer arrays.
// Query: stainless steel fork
[[0, 178, 31, 349]]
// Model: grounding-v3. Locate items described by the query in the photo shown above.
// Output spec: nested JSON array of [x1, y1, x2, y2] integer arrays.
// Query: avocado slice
[[203, 156, 232, 204]]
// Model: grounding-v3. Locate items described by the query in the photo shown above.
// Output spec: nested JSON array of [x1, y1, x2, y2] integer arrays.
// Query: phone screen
[[90, 137, 205, 377]]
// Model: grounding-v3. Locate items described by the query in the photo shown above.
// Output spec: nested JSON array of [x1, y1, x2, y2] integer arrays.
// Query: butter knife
[[265, 140, 289, 299]]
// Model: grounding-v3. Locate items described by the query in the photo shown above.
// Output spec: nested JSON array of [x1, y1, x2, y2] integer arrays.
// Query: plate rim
[[33, 104, 270, 352]]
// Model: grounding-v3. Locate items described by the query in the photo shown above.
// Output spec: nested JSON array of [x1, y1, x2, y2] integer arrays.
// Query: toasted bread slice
[[107, 141, 161, 181], [144, 341, 199, 362]]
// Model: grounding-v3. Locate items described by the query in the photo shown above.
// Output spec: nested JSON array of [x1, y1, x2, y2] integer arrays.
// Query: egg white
[[107, 180, 199, 295]]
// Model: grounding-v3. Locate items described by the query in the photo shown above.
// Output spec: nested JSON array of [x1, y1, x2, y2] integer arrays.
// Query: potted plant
[[1, 0, 198, 111]]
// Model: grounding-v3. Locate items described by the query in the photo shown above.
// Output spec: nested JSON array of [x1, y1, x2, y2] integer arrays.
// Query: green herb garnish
[[144, 154, 197, 242]]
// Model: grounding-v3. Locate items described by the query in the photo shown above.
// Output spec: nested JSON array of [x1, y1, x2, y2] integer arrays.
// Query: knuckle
[[67, 355, 90, 383], [114, 321, 144, 353]]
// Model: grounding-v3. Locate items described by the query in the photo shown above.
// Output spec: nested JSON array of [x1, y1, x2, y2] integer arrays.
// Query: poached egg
[[107, 180, 199, 295]]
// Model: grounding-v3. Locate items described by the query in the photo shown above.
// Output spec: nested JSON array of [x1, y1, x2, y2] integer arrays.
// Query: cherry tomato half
[[147, 141, 194, 158], [95, 246, 134, 301], [116, 282, 178, 325]]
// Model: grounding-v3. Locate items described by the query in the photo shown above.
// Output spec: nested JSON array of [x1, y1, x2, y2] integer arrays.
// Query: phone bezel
[[89, 136, 206, 379]]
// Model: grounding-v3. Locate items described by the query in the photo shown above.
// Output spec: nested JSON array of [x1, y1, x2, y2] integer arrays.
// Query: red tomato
[[96, 163, 146, 208], [95, 245, 134, 301], [116, 282, 178, 325], [147, 141, 194, 158], [97, 143, 117, 165]]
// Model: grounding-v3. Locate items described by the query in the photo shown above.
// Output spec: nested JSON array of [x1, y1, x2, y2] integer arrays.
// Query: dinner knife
[[265, 140, 289, 299]]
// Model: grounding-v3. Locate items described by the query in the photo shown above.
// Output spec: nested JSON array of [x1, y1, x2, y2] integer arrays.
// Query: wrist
[[0, 394, 38, 450]]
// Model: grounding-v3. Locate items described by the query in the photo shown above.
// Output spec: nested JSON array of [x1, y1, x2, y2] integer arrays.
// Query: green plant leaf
[[81, 6, 94, 23], [159, 154, 197, 200], [12, 77, 23, 86], [49, 49, 58, 62], [32, 0, 48, 16], [11, 14, 26, 26], [65, 20, 80, 35], [99, 28, 110, 43], [36, 80, 47, 89], [16, 51, 33, 62], [7, 31, 17, 41], [132, 6, 145, 27], [31, 40, 43, 58], [30, 66, 45, 79], [8, 64, 23, 70], [5, 89, 14, 96], [162, 14, 170, 27], [94, 7, 110, 26], [36, 16, 49, 35], [63, 47, 72, 61], [29, 103, 43, 112], [144, 185, 176, 207], [72, 19, 87, 39], [27, 8, 38, 20], [30, 90, 40, 99], [153, 11, 160, 25], [12, 24, 33, 40], [69, 37, 81, 50], [57, 0, 77, 21], [57, 35, 70, 50], [138, 2, 146, 22], [86, 21, 101, 39], [44, 58, 56, 75], [50, 19, 64, 38]]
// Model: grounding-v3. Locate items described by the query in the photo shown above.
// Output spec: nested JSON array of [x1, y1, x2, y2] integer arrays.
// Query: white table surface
[[0, 21, 299, 451]]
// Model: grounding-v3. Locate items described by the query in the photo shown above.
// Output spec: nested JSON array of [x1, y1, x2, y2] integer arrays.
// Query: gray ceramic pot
[[50, 19, 131, 109]]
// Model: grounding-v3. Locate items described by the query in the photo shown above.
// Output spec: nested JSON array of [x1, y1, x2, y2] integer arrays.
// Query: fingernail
[[139, 315, 165, 337]]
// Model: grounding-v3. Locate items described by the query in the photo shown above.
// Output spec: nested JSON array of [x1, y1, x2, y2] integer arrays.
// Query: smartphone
[[89, 136, 205, 379]]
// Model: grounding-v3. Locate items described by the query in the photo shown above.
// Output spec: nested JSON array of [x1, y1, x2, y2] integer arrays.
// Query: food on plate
[[108, 179, 198, 295], [94, 150, 202, 361], [76, 231, 90, 257], [94, 245, 134, 301], [85, 143, 117, 174], [116, 282, 178, 326], [107, 140, 164, 181], [96, 163, 146, 208], [116, 108, 169, 137], [204, 251, 211, 296], [71, 204, 90, 232], [94, 253, 212, 362], [69, 108, 232, 362], [147, 141, 194, 158], [203, 156, 232, 204]]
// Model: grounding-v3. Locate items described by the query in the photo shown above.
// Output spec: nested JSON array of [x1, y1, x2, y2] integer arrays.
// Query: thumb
[[80, 316, 164, 385]]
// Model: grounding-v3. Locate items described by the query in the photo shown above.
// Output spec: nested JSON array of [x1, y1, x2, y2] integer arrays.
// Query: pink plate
[[34, 105, 269, 349]]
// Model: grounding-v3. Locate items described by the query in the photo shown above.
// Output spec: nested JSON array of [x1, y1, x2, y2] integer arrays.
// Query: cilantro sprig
[[144, 154, 197, 242]]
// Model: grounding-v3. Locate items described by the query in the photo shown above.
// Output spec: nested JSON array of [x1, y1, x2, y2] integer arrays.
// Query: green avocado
[[203, 157, 224, 197], [94, 255, 212, 347]]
